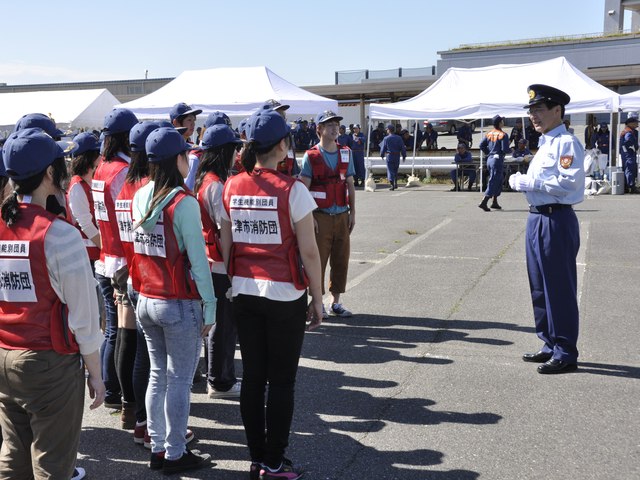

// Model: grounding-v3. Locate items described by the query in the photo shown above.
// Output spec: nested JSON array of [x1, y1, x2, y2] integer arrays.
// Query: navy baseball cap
[[247, 110, 290, 148], [201, 124, 244, 150], [316, 110, 343, 125], [237, 117, 250, 135], [69, 132, 101, 157], [0, 148, 5, 177], [492, 115, 504, 126], [14, 113, 64, 139], [353, 124, 361, 129], [261, 99, 290, 112], [103, 108, 138, 135], [204, 111, 232, 128], [130, 121, 162, 152], [156, 120, 187, 135], [170, 103, 202, 122], [145, 127, 190, 163], [625, 113, 639, 124], [386, 124, 395, 131], [3, 128, 65, 180], [525, 84, 571, 108]]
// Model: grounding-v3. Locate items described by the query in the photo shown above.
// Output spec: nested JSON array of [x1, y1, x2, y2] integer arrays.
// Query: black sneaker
[[162, 449, 211, 475], [149, 451, 165, 470]]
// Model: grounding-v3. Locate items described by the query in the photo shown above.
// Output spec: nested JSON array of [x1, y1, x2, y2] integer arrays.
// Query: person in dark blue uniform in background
[[380, 124, 406, 191], [509, 84, 584, 374], [619, 114, 639, 193], [478, 115, 510, 211], [509, 119, 525, 148], [337, 125, 351, 149], [450, 142, 476, 191], [456, 122, 473, 148], [370, 122, 386, 152], [350, 124, 366, 187], [424, 122, 438, 150], [595, 122, 610, 157], [294, 120, 313, 151]]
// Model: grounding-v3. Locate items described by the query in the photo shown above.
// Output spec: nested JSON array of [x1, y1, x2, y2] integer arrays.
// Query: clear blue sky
[[1, 0, 613, 87]]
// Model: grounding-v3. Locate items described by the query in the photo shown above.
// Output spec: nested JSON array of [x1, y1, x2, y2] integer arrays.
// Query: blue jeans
[[127, 285, 150, 424], [136, 295, 202, 460], [96, 272, 120, 403]]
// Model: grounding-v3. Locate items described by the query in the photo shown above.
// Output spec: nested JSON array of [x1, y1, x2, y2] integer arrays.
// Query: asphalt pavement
[[77, 184, 640, 480]]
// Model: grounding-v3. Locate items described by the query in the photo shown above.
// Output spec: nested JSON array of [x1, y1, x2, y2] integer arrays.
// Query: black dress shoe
[[537, 359, 577, 374], [522, 351, 553, 363]]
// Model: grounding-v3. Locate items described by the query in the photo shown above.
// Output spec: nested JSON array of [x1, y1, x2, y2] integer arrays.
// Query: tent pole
[[479, 119, 485, 191], [411, 120, 418, 176]]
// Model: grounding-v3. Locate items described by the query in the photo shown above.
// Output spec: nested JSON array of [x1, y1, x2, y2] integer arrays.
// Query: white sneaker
[[71, 467, 86, 480], [208, 381, 241, 399]]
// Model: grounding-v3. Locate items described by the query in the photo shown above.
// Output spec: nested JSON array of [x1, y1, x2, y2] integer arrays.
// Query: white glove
[[508, 172, 519, 190], [515, 173, 542, 192]]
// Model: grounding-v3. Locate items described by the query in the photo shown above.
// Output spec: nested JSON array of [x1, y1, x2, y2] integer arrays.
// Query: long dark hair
[[240, 135, 290, 173], [1, 157, 68, 226], [103, 132, 130, 160], [125, 150, 150, 184], [194, 144, 236, 192], [135, 154, 184, 227], [71, 150, 100, 177]]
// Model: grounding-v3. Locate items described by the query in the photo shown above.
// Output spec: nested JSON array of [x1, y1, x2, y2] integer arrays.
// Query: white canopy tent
[[369, 57, 619, 120], [119, 66, 338, 119], [620, 89, 640, 112], [0, 89, 120, 132], [368, 57, 620, 188]]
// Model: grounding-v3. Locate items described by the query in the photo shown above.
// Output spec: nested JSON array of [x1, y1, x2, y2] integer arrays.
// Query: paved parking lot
[[77, 185, 640, 479]]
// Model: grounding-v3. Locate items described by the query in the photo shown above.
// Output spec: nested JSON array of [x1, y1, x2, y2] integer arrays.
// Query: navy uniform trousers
[[525, 207, 580, 363]]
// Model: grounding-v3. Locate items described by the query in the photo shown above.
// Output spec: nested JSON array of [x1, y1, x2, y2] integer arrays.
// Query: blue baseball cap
[[247, 110, 290, 148], [145, 127, 190, 163], [14, 113, 64, 139], [156, 120, 187, 135], [0, 148, 5, 177], [316, 110, 343, 125], [103, 108, 138, 135], [625, 113, 639, 124], [2, 128, 65, 180], [170, 102, 202, 122], [201, 124, 243, 150], [69, 132, 101, 157], [386, 124, 395, 131], [129, 121, 161, 152], [492, 115, 504, 126], [204, 111, 232, 128], [237, 117, 250, 135], [261, 99, 290, 112]]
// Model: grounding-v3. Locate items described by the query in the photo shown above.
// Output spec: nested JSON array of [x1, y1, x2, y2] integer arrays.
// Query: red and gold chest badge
[[560, 155, 574, 169]]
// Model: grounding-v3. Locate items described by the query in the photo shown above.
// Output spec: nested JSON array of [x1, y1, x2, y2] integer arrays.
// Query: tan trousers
[[313, 211, 350, 295], [0, 348, 85, 480]]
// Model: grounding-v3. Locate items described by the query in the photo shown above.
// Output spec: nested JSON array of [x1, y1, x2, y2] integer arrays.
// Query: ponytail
[[241, 142, 258, 174], [1, 190, 20, 226]]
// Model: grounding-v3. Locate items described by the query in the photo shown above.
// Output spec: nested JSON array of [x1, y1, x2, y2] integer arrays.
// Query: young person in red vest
[[0, 128, 104, 479], [92, 107, 139, 427], [261, 99, 300, 177], [67, 132, 102, 267], [220, 109, 323, 480], [300, 110, 356, 318], [194, 124, 243, 399], [131, 127, 215, 475]]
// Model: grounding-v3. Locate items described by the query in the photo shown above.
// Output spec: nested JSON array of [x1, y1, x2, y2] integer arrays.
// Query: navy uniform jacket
[[479, 129, 510, 157], [619, 127, 638, 159], [513, 146, 532, 158], [457, 124, 472, 146], [380, 133, 406, 160], [595, 131, 610, 155], [509, 127, 524, 147], [337, 133, 352, 148], [294, 128, 313, 151]]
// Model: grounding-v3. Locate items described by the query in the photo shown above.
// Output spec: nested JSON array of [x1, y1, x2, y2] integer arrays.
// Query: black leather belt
[[529, 204, 572, 214]]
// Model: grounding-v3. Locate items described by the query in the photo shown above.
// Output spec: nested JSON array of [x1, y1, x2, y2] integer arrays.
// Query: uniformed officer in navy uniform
[[509, 84, 584, 374], [379, 124, 406, 190], [594, 122, 610, 158], [619, 113, 639, 193], [478, 115, 510, 211]]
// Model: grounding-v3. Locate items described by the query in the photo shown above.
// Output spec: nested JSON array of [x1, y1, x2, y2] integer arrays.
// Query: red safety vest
[[305, 145, 349, 209], [196, 172, 224, 264], [92, 156, 127, 261], [67, 176, 100, 261], [222, 169, 308, 289], [0, 204, 79, 354], [116, 178, 149, 271], [276, 146, 297, 176], [129, 191, 200, 299]]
